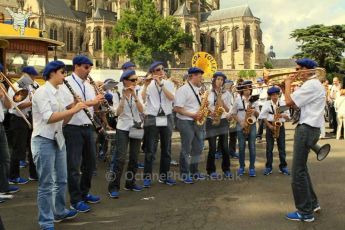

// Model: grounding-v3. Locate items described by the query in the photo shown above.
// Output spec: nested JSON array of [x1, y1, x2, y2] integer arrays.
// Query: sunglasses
[[128, 78, 138, 82], [154, 68, 164, 72]]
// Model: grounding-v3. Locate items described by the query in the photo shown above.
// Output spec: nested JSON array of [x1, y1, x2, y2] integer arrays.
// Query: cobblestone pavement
[[1, 123, 344, 230]]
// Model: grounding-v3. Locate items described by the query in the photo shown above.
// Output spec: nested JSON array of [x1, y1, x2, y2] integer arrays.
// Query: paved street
[[1, 123, 344, 230]]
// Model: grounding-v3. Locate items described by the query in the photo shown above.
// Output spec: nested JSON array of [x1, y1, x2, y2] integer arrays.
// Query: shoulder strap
[[187, 81, 201, 106]]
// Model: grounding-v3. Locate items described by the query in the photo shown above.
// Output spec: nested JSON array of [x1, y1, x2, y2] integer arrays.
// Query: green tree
[[290, 24, 345, 72], [104, 0, 193, 68], [264, 60, 273, 69]]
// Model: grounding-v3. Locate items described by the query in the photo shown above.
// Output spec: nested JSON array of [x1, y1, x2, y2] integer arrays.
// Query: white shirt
[[174, 82, 201, 121], [231, 95, 260, 122], [335, 95, 345, 115], [144, 79, 175, 116], [259, 99, 290, 122], [0, 98, 5, 122], [31, 82, 69, 140], [252, 85, 268, 107], [208, 90, 231, 119], [8, 79, 39, 117], [330, 84, 341, 101], [116, 96, 141, 131], [291, 78, 325, 128], [61, 74, 96, 126]]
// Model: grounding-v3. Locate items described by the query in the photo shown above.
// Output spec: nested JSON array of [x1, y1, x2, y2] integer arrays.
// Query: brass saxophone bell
[[311, 143, 331, 161]]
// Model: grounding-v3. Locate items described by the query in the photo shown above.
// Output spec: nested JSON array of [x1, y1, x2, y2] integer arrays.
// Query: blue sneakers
[[9, 177, 29, 185], [215, 151, 222, 159], [249, 168, 256, 177], [314, 204, 321, 213], [124, 184, 143, 192], [263, 167, 273, 176], [286, 211, 314, 222], [182, 177, 194, 184], [237, 167, 245, 176], [209, 172, 219, 180], [19, 160, 27, 168], [193, 173, 206, 181], [70, 201, 91, 213], [83, 194, 101, 204], [223, 171, 233, 179], [54, 209, 78, 222], [158, 178, 177, 186], [279, 167, 290, 175], [0, 186, 20, 195], [137, 162, 144, 169], [143, 179, 151, 188], [108, 191, 119, 199]]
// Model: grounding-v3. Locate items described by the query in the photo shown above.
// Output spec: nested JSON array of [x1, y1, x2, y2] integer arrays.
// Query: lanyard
[[241, 96, 248, 111], [270, 101, 280, 114], [125, 95, 135, 119], [72, 75, 86, 101], [187, 81, 201, 106], [155, 82, 163, 113]]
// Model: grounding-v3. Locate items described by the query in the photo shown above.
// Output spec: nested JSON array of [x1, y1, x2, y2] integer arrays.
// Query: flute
[[63, 79, 105, 134]]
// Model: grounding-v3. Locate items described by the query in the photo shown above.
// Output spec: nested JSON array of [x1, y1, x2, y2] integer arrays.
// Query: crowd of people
[[0, 56, 340, 229]]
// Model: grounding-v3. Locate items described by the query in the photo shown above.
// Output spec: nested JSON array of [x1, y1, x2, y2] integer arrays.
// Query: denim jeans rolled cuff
[[108, 129, 141, 191], [0, 124, 10, 192], [177, 119, 204, 176], [31, 136, 68, 230], [143, 115, 173, 180], [237, 123, 256, 169], [291, 124, 320, 214], [265, 124, 287, 169]]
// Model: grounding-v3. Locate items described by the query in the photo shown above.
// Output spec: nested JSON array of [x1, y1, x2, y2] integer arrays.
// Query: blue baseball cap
[[120, 70, 136, 82], [104, 93, 113, 103], [22, 66, 39, 76], [42, 61, 65, 80], [257, 77, 264, 83], [296, 58, 317, 69], [149, 61, 164, 72], [121, 61, 136, 70], [267, 86, 280, 95], [72, 55, 93, 66], [188, 67, 204, 75], [225, 79, 234, 84]]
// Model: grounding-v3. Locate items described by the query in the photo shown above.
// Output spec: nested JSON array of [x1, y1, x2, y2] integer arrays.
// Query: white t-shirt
[[174, 82, 201, 121], [291, 78, 325, 128], [258, 99, 290, 122], [32, 81, 69, 140], [144, 79, 175, 116], [231, 95, 260, 122], [61, 74, 96, 126], [208, 90, 231, 119], [335, 95, 345, 116], [252, 85, 268, 107], [0, 98, 5, 122], [116, 96, 141, 131]]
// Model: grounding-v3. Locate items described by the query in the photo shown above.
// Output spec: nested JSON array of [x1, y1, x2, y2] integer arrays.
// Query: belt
[[66, 124, 92, 128], [299, 123, 319, 129]]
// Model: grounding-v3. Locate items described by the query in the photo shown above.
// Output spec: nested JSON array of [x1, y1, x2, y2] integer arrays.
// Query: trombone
[[0, 72, 29, 102], [0, 77, 32, 129]]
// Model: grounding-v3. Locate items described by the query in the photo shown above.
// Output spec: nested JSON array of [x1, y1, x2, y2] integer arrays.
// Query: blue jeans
[[237, 123, 256, 169], [31, 136, 69, 230], [177, 119, 205, 177], [265, 124, 287, 169]]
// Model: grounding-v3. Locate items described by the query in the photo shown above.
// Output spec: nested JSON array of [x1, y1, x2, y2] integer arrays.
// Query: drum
[[105, 130, 116, 140]]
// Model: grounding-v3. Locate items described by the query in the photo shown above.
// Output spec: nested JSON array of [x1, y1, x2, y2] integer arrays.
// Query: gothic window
[[201, 33, 207, 51], [244, 25, 251, 50], [105, 28, 112, 39], [220, 31, 225, 51], [30, 21, 36, 28], [210, 36, 216, 55], [160, 0, 164, 15], [49, 24, 58, 40], [185, 24, 192, 48], [232, 27, 239, 51], [257, 27, 262, 43], [67, 29, 73, 52], [170, 0, 178, 15], [95, 27, 102, 51]]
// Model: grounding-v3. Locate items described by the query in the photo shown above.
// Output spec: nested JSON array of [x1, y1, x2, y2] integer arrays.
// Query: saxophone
[[195, 91, 210, 126], [243, 95, 259, 135], [212, 88, 225, 126], [273, 105, 282, 139]]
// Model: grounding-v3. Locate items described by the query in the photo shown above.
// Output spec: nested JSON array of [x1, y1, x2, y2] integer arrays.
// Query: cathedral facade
[[1, 0, 265, 70]]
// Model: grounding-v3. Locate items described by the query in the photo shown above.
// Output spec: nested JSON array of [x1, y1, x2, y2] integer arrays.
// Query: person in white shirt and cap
[[141, 61, 176, 188], [174, 67, 206, 183], [253, 77, 267, 142], [284, 58, 325, 222], [8, 66, 40, 184], [259, 86, 290, 176], [61, 55, 104, 213], [31, 60, 88, 229]]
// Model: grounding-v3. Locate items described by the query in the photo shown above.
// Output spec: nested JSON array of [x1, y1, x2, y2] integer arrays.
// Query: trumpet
[[266, 68, 326, 85]]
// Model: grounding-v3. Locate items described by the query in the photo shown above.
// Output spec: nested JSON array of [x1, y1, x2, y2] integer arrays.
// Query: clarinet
[[63, 79, 105, 134]]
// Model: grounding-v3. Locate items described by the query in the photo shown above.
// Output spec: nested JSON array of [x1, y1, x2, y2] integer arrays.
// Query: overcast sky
[[220, 0, 345, 58]]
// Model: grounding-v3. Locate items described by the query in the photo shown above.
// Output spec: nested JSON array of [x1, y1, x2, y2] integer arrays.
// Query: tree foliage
[[290, 24, 345, 73], [104, 0, 193, 68]]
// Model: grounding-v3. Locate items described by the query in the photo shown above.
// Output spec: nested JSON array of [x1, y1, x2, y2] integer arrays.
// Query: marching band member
[[8, 66, 39, 184], [206, 72, 232, 179], [0, 63, 20, 201], [174, 67, 206, 183], [284, 58, 325, 222], [259, 86, 290, 176], [108, 70, 144, 198], [253, 77, 267, 142], [62, 55, 103, 212], [142, 61, 176, 187], [231, 81, 260, 177], [31, 61, 88, 229]]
